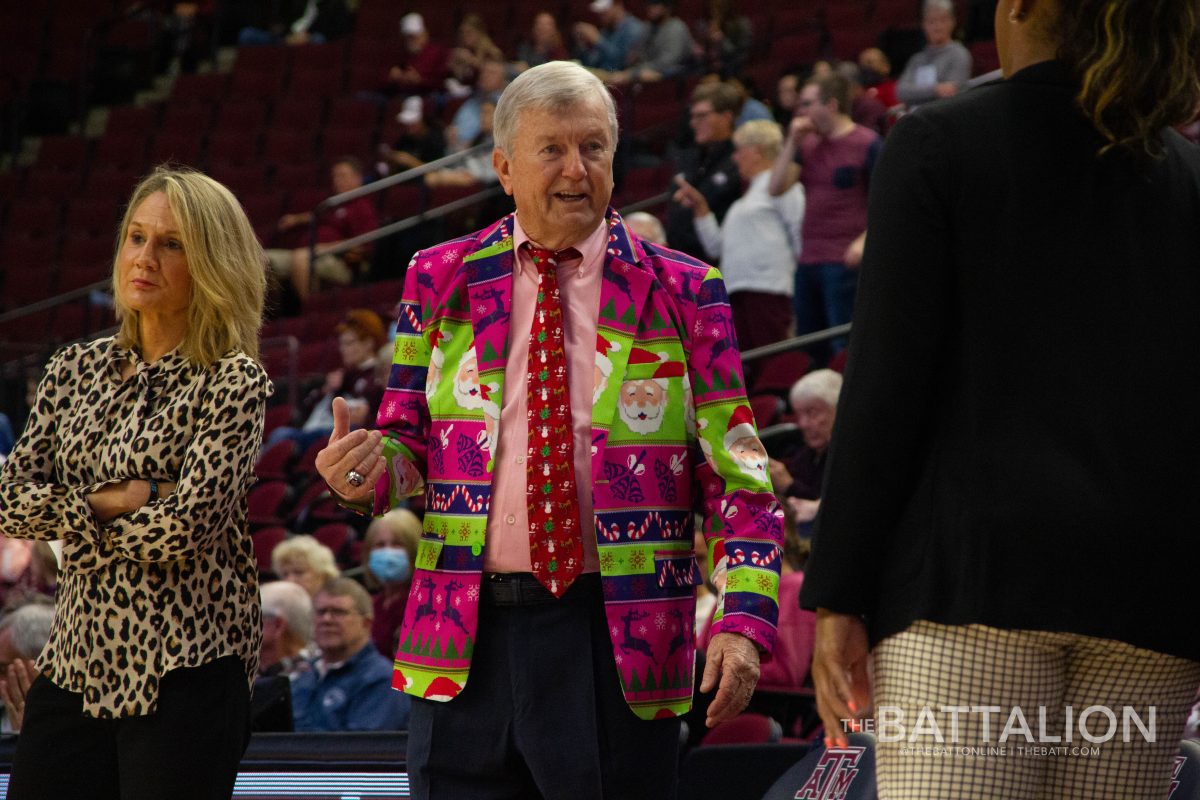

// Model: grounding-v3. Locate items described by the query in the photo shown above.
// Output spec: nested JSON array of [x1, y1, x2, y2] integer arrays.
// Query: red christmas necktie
[[525, 244, 583, 598]]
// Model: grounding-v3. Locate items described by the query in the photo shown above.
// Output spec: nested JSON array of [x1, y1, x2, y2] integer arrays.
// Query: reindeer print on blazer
[[373, 209, 783, 719]]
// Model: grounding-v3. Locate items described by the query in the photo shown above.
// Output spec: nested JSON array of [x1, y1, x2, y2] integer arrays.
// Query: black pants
[[8, 656, 251, 800], [407, 573, 682, 800]]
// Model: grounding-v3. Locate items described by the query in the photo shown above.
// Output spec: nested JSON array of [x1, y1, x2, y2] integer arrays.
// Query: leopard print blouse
[[0, 336, 270, 718]]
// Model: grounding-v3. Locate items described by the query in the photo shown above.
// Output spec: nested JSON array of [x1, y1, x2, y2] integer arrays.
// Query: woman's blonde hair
[[271, 534, 340, 584], [1056, 0, 1200, 159], [113, 165, 265, 366], [733, 119, 784, 161]]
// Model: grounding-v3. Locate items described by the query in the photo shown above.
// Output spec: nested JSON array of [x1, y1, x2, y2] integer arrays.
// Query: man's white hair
[[261, 580, 314, 645], [493, 61, 619, 155]]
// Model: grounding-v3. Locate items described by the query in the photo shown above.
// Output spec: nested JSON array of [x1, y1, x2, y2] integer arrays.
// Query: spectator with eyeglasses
[[290, 577, 410, 731]]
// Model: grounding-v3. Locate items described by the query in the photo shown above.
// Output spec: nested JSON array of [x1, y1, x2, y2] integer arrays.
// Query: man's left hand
[[700, 632, 761, 727]]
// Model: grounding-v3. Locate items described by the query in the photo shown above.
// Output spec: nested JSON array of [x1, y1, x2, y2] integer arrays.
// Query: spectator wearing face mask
[[361, 508, 421, 658]]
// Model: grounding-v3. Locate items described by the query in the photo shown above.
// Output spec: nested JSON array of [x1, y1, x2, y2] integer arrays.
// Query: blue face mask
[[368, 547, 411, 584]]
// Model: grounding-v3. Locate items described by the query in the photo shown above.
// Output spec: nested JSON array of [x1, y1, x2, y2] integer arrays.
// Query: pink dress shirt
[[482, 216, 607, 574]]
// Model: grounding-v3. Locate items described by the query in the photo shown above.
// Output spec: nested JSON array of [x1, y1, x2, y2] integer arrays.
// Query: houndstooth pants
[[871, 620, 1200, 800]]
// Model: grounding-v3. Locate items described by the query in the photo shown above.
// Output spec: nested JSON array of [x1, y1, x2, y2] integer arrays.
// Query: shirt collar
[[105, 339, 188, 383], [512, 214, 608, 279]]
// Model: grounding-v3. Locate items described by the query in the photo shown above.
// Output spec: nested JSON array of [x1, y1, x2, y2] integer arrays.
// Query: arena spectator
[[447, 13, 505, 93], [895, 0, 972, 108], [238, 0, 352, 46], [361, 508, 421, 658], [858, 47, 899, 108], [264, 309, 387, 453], [664, 81, 742, 260], [379, 97, 447, 175], [837, 61, 889, 133], [0, 601, 54, 733], [266, 157, 379, 303], [728, 76, 773, 126], [769, 369, 841, 531], [775, 70, 803, 125], [386, 12, 449, 96], [769, 72, 881, 356], [695, 0, 753, 79], [513, 12, 568, 72], [291, 578, 410, 731], [425, 101, 499, 188], [613, 0, 694, 84], [623, 211, 667, 244], [572, 0, 647, 73], [447, 59, 508, 153], [259, 580, 315, 680], [0, 413, 13, 461], [674, 119, 803, 361], [272, 535, 340, 597]]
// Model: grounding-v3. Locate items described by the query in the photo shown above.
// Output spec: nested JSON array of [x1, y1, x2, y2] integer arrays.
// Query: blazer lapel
[[591, 211, 655, 479]]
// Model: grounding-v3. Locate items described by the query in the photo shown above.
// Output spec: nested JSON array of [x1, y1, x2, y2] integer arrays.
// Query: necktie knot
[[525, 244, 580, 275]]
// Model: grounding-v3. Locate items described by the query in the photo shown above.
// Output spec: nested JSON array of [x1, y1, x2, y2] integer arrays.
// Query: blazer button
[[506, 514, 516, 525]]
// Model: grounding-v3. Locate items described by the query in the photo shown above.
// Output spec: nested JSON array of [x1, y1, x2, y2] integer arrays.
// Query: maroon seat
[[256, 438, 298, 482], [251, 526, 289, 574], [247, 480, 290, 528], [262, 404, 295, 440], [36, 134, 90, 173], [312, 522, 355, 566]]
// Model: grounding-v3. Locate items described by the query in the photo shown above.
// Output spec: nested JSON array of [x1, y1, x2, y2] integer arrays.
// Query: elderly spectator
[[803, 3, 1200, 795], [674, 119, 804, 365], [259, 580, 315, 680], [696, 0, 752, 79], [386, 12, 449, 96], [623, 211, 667, 244], [271, 535, 340, 597], [0, 166, 269, 797], [768, 369, 841, 529], [572, 0, 647, 73], [513, 12, 568, 72], [0, 602, 54, 733], [613, 0, 694, 84], [447, 59, 508, 153], [379, 97, 447, 175], [291, 578, 410, 731], [895, 0, 972, 108], [315, 60, 781, 797], [665, 80, 743, 259], [266, 157, 378, 303], [264, 309, 387, 453], [361, 508, 421, 658], [769, 72, 881, 357]]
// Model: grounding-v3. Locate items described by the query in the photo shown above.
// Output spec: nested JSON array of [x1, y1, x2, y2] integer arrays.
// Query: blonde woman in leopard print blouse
[[0, 166, 271, 799]]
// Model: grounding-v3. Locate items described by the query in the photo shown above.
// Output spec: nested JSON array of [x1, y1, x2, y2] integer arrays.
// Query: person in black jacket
[[800, 1, 1200, 798]]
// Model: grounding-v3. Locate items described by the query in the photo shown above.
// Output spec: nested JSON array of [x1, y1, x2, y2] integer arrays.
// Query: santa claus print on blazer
[[374, 208, 783, 719]]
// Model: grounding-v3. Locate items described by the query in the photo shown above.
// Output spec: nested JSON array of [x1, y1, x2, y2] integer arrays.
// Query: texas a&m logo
[[1169, 754, 1185, 798], [794, 747, 866, 800]]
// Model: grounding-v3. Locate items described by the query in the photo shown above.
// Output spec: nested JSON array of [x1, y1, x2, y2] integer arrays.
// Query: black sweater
[[800, 60, 1200, 663]]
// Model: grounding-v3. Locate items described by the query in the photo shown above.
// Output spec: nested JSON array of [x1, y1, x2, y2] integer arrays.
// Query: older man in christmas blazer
[[318, 60, 782, 800]]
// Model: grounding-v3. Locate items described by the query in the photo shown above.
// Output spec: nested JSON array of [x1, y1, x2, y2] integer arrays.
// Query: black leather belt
[[481, 572, 600, 606]]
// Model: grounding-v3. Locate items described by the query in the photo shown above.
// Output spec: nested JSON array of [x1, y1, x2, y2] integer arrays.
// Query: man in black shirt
[[665, 81, 742, 260]]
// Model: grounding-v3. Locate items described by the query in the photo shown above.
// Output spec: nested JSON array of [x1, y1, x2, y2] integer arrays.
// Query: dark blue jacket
[[291, 641, 410, 731]]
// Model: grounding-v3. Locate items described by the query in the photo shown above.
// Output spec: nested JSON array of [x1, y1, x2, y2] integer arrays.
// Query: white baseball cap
[[397, 96, 423, 125], [589, 0, 614, 13], [400, 13, 425, 35]]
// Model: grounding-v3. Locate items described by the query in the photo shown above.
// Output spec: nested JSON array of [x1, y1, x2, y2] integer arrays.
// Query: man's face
[[794, 397, 835, 452], [689, 100, 732, 145], [923, 8, 954, 46], [797, 84, 835, 132], [478, 61, 507, 94], [313, 592, 370, 661], [331, 162, 361, 194], [493, 100, 614, 248], [777, 75, 799, 112]]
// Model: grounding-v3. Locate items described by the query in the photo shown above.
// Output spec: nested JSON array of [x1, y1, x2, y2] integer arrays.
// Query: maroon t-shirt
[[317, 195, 379, 250], [796, 125, 882, 265], [392, 42, 449, 94]]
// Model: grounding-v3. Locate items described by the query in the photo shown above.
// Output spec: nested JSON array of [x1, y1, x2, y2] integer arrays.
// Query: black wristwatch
[[147, 478, 159, 504]]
